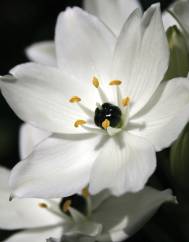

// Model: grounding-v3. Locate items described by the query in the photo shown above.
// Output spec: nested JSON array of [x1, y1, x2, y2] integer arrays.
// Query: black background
[[0, 1, 175, 241]]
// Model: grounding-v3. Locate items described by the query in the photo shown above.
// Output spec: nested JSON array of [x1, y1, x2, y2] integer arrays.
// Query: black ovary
[[94, 103, 122, 128], [60, 194, 87, 216]]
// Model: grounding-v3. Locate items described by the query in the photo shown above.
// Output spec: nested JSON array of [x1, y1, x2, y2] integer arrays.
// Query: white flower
[[1, 5, 189, 198], [0, 166, 176, 242], [0, 167, 103, 242]]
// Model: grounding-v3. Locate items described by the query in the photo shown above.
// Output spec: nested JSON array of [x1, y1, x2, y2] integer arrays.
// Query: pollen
[[92, 76, 100, 88], [122, 97, 130, 106], [63, 200, 72, 213], [69, 96, 81, 103], [74, 119, 87, 128], [82, 187, 90, 199], [102, 119, 110, 129], [38, 202, 48, 208], [109, 80, 122, 86]]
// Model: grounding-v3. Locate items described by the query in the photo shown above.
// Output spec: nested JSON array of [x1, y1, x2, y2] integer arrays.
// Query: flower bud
[[170, 123, 189, 191], [164, 26, 189, 80]]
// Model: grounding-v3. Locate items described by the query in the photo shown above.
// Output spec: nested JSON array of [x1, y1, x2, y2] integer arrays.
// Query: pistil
[[94, 103, 122, 129]]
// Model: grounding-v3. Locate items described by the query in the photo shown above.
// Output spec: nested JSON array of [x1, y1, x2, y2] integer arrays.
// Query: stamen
[[92, 77, 108, 103], [109, 80, 122, 86], [69, 96, 93, 117], [38, 202, 48, 208], [38, 200, 69, 219], [102, 119, 110, 129], [78, 103, 93, 117], [92, 76, 100, 88], [122, 97, 130, 107], [63, 200, 72, 213], [74, 119, 87, 128], [82, 187, 90, 199], [69, 96, 81, 103]]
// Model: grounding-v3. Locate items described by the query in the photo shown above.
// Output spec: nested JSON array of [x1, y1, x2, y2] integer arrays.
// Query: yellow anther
[[82, 187, 90, 199], [92, 77, 100, 88], [38, 202, 48, 208], [74, 119, 87, 128], [109, 80, 122, 86], [122, 97, 130, 107], [69, 96, 81, 103], [63, 200, 72, 213], [102, 119, 110, 129]]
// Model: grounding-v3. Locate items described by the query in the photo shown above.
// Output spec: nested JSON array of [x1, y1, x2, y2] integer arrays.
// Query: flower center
[[69, 77, 131, 134], [60, 194, 87, 215], [94, 103, 122, 129]]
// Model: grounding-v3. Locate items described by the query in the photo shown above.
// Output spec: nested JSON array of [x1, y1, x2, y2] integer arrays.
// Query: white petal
[[91, 190, 110, 211], [0, 166, 61, 230], [110, 230, 127, 242], [10, 134, 102, 198], [55, 7, 115, 82], [4, 227, 62, 242], [112, 4, 169, 115], [69, 207, 102, 236], [131, 78, 189, 151], [0, 63, 97, 134], [92, 187, 175, 241], [84, 0, 141, 36], [89, 132, 156, 195], [26, 41, 56, 66], [19, 123, 50, 159]]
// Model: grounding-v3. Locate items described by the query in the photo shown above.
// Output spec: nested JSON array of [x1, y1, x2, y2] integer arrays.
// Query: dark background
[[0, 0, 176, 241]]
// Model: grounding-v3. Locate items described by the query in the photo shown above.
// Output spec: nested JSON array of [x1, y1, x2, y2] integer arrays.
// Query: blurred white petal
[[26, 41, 56, 66], [0, 167, 62, 230], [84, 0, 141, 35]]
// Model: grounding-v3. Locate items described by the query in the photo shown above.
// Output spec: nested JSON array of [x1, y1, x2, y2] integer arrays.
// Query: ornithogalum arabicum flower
[[1, 5, 189, 198], [0, 167, 176, 242]]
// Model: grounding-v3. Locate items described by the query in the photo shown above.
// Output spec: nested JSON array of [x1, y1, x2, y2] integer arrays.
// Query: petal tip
[[59, 6, 83, 19], [163, 189, 178, 204]]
